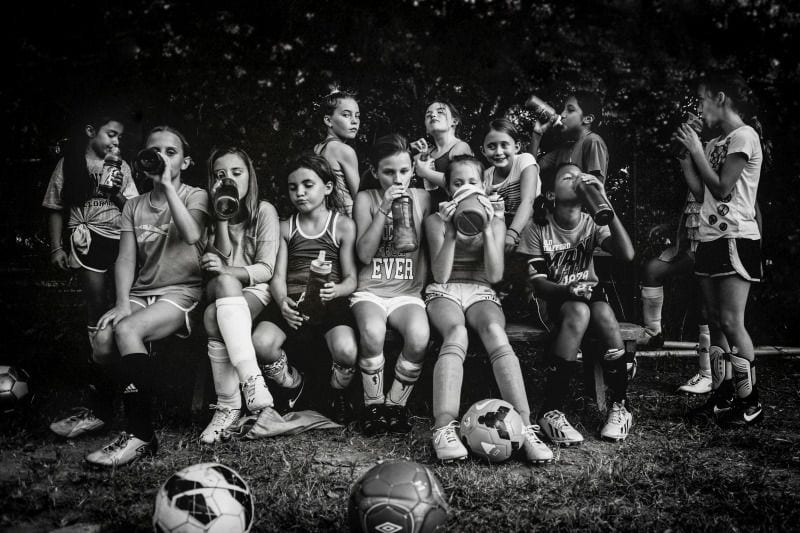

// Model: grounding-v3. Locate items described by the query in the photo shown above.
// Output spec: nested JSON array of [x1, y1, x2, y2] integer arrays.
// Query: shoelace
[[687, 374, 705, 386], [434, 422, 459, 445], [524, 425, 545, 444], [65, 407, 93, 420], [208, 404, 239, 425], [608, 404, 626, 425], [545, 411, 570, 430], [103, 432, 131, 453]]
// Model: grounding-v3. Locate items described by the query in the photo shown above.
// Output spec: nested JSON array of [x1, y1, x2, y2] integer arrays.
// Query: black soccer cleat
[[272, 374, 305, 415], [686, 385, 735, 424], [719, 387, 764, 427], [384, 404, 413, 434], [325, 387, 351, 425], [361, 404, 389, 436]]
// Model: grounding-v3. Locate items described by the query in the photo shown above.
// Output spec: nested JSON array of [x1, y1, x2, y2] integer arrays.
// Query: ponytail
[[747, 115, 772, 170], [532, 194, 553, 226]]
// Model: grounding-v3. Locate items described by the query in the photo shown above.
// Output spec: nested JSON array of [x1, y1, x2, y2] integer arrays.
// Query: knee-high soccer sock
[[359, 354, 385, 405], [730, 349, 756, 399], [697, 324, 711, 377], [540, 359, 577, 416], [215, 297, 261, 382], [121, 353, 155, 442], [208, 339, 241, 410], [489, 345, 531, 424], [641, 286, 664, 336], [386, 354, 423, 407], [603, 348, 628, 405], [331, 362, 355, 390], [433, 342, 467, 427], [261, 351, 302, 389]]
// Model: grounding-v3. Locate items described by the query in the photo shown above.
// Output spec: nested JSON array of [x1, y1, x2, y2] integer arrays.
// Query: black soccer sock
[[121, 353, 155, 442], [604, 357, 629, 405], [540, 360, 577, 416]]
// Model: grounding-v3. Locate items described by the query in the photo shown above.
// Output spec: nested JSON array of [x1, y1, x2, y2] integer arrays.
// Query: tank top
[[357, 189, 427, 298], [423, 145, 455, 207], [448, 230, 490, 286], [285, 211, 342, 298], [315, 137, 354, 216]]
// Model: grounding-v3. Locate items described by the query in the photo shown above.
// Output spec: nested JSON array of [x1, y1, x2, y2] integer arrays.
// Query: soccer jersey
[[483, 152, 540, 219], [538, 131, 609, 183], [285, 211, 343, 299], [120, 184, 209, 300], [42, 157, 138, 239], [356, 189, 427, 298], [518, 212, 611, 285], [698, 125, 762, 241]]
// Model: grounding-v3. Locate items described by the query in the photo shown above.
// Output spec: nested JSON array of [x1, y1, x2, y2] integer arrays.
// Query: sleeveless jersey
[[315, 137, 354, 216], [285, 211, 342, 298], [357, 189, 427, 298]]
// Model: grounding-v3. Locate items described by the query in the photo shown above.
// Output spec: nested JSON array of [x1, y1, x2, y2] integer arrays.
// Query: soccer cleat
[[538, 410, 584, 446], [85, 432, 157, 467], [272, 374, 305, 414], [601, 402, 633, 442], [678, 373, 713, 394], [522, 425, 553, 464], [686, 386, 735, 423], [720, 387, 764, 427], [385, 404, 413, 434], [636, 330, 664, 349], [199, 405, 242, 444], [432, 421, 468, 462], [361, 404, 388, 436], [242, 374, 273, 413], [325, 387, 351, 425], [50, 407, 106, 438]]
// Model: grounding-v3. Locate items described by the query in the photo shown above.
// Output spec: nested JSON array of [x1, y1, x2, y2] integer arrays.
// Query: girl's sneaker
[[199, 405, 242, 444], [678, 373, 712, 394], [600, 402, 633, 441], [242, 374, 273, 413], [50, 407, 106, 438], [522, 425, 553, 464], [432, 421, 468, 462], [538, 410, 584, 446], [85, 432, 157, 467]]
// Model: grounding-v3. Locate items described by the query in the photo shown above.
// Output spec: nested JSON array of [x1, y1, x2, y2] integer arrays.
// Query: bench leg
[[593, 358, 606, 412], [192, 355, 211, 416]]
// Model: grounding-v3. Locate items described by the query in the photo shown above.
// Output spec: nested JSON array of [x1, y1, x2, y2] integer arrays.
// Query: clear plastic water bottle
[[213, 178, 240, 220], [99, 151, 123, 196], [392, 194, 418, 252]]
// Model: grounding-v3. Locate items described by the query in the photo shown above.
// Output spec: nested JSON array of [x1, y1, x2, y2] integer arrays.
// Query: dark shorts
[[71, 231, 119, 273], [544, 285, 610, 326], [260, 296, 356, 338], [694, 238, 761, 282]]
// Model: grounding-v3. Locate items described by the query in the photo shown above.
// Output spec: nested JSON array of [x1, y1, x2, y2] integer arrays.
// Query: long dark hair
[[207, 146, 260, 233], [61, 112, 125, 207], [285, 153, 345, 214]]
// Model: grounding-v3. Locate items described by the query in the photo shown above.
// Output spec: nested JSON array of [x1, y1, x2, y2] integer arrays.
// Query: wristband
[[378, 206, 390, 217], [50, 246, 64, 255]]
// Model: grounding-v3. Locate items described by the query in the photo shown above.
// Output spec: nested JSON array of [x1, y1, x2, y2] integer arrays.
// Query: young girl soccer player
[[198, 147, 281, 444], [529, 91, 609, 183], [351, 134, 431, 435], [674, 72, 768, 425], [44, 110, 138, 439], [424, 155, 552, 464], [314, 90, 360, 217], [251, 154, 359, 424], [410, 101, 473, 206], [519, 163, 635, 444], [85, 126, 209, 466]]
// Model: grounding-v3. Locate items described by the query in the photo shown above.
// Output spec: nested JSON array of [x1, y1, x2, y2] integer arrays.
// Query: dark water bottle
[[299, 250, 332, 323], [213, 178, 240, 220], [99, 152, 123, 196], [454, 194, 489, 236], [524, 95, 563, 127], [575, 180, 614, 226], [135, 147, 165, 175], [392, 194, 418, 252], [670, 113, 703, 159]]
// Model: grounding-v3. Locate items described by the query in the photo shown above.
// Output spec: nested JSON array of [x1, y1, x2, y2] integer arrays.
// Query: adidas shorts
[[694, 238, 761, 282], [349, 291, 425, 318], [129, 292, 200, 338], [70, 231, 119, 273], [424, 282, 500, 312]]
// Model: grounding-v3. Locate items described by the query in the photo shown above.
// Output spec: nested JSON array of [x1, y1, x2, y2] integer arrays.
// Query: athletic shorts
[[424, 282, 500, 312], [545, 285, 610, 325], [70, 231, 119, 273], [243, 283, 271, 307], [694, 238, 761, 282], [350, 291, 425, 318], [129, 292, 200, 338], [261, 296, 355, 337]]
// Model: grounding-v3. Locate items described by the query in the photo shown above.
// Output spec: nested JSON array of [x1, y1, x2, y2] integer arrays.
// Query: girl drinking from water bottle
[[252, 154, 359, 425], [351, 134, 431, 435], [198, 146, 281, 444], [424, 155, 552, 464]]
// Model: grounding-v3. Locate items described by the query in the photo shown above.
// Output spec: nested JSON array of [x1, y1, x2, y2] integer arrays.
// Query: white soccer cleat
[[522, 425, 554, 464], [50, 407, 106, 438], [85, 432, 157, 467], [678, 373, 712, 394], [538, 410, 584, 446], [199, 405, 242, 444], [242, 374, 273, 413], [601, 402, 633, 442], [432, 420, 468, 462]]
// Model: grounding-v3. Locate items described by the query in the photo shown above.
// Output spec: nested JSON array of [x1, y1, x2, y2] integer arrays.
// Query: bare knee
[[359, 320, 387, 355], [442, 324, 468, 348], [561, 302, 590, 331], [113, 317, 141, 346], [203, 304, 220, 337], [252, 323, 284, 362], [91, 327, 116, 364], [330, 335, 358, 367], [209, 273, 243, 298], [718, 310, 743, 337]]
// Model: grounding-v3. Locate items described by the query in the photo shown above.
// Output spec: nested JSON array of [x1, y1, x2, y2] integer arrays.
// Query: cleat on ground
[[85, 432, 157, 467], [199, 405, 242, 444], [50, 407, 106, 439], [522, 425, 553, 463], [538, 410, 584, 446], [432, 420, 468, 462], [600, 401, 633, 442]]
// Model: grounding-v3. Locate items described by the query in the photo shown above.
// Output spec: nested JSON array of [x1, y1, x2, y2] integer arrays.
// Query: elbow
[[621, 249, 635, 263], [487, 271, 503, 284]]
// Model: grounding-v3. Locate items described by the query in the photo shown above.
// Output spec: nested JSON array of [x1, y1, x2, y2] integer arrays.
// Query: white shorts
[[424, 282, 500, 312], [350, 291, 425, 318], [243, 283, 271, 307], [129, 293, 199, 338]]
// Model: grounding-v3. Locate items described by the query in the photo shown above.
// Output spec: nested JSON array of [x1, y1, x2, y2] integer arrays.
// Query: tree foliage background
[[2, 0, 798, 343]]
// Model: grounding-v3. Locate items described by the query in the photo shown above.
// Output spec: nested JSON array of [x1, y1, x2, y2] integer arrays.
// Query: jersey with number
[[518, 212, 610, 285], [285, 211, 342, 299], [356, 189, 428, 298], [483, 152, 540, 220], [698, 125, 762, 241]]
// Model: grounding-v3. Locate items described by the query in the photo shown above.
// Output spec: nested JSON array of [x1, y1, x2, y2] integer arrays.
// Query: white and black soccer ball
[[349, 460, 449, 533], [153, 462, 254, 533], [0, 365, 30, 412], [460, 399, 525, 463]]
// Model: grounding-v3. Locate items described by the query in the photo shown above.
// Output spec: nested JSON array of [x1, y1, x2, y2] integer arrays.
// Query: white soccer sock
[[261, 351, 301, 388], [216, 296, 261, 382], [697, 324, 711, 376], [208, 339, 241, 409], [641, 286, 664, 336], [386, 354, 423, 407], [331, 362, 355, 390], [359, 354, 385, 405]]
